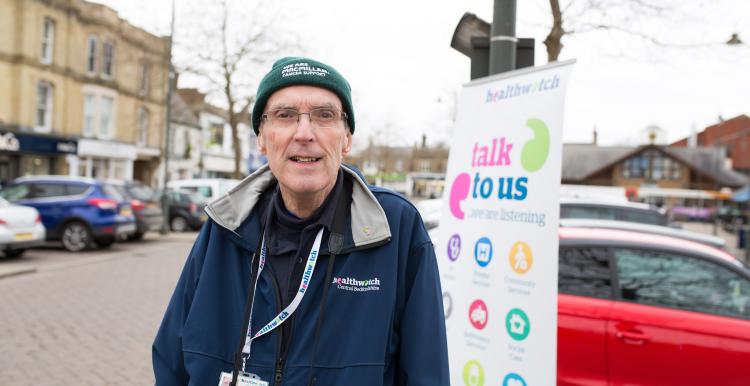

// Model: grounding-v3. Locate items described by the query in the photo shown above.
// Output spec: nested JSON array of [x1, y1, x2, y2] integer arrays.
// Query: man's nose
[[292, 113, 315, 141]]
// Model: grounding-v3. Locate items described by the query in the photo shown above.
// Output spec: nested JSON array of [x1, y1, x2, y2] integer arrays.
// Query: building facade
[[176, 88, 260, 179], [672, 115, 750, 176], [0, 0, 169, 185]]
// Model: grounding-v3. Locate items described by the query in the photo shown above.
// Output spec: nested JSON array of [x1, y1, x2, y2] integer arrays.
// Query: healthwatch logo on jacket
[[449, 118, 550, 220], [333, 276, 381, 292]]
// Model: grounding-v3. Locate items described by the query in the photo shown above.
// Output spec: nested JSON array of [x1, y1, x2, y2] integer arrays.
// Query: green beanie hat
[[252, 57, 355, 134]]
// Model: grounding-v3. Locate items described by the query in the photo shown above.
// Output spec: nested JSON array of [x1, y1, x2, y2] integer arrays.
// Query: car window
[[561, 205, 616, 221], [559, 247, 612, 299], [66, 184, 89, 195], [30, 182, 67, 198], [616, 209, 667, 226], [180, 186, 212, 198], [0, 184, 31, 201], [615, 248, 750, 320]]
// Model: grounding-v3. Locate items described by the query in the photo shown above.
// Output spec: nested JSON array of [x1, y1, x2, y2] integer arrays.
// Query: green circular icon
[[505, 308, 530, 341], [462, 360, 485, 386]]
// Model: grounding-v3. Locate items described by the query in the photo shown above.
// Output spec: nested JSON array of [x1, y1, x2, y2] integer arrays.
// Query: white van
[[167, 178, 240, 204]]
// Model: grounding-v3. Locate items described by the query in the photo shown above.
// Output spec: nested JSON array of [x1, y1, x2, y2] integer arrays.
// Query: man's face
[[258, 85, 352, 199]]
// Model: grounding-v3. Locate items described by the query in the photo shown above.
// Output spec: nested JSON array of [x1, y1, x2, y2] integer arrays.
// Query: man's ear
[[342, 131, 352, 156], [257, 129, 267, 155]]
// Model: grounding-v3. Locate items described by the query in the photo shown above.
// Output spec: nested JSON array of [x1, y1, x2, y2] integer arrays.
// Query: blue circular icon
[[473, 237, 493, 267], [503, 373, 527, 386]]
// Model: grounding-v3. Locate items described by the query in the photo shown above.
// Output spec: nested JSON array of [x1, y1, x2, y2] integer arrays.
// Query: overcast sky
[[93, 0, 750, 151]]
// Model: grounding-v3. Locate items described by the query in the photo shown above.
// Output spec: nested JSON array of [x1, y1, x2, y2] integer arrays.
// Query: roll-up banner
[[438, 60, 575, 386]]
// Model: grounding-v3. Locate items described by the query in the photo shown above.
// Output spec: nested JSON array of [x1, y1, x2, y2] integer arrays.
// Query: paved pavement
[[0, 232, 197, 386]]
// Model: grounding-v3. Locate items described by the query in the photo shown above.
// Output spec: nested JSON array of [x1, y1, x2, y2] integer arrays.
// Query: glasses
[[261, 108, 348, 129]]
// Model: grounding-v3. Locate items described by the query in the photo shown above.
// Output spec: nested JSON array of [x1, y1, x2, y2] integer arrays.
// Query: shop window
[[36, 81, 53, 132], [137, 107, 149, 145], [87, 35, 97, 74], [41, 17, 55, 64], [102, 41, 115, 78], [22, 156, 51, 176]]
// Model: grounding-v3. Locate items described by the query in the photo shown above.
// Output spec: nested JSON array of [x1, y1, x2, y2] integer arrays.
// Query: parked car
[[415, 198, 442, 230], [559, 218, 726, 249], [167, 178, 240, 204], [107, 180, 163, 240], [430, 225, 750, 385], [163, 190, 207, 231], [558, 226, 749, 386], [0, 197, 46, 258], [560, 197, 671, 226], [0, 176, 136, 251]]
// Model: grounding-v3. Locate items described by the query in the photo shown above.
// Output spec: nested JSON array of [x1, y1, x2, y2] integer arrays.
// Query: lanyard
[[240, 227, 324, 370]]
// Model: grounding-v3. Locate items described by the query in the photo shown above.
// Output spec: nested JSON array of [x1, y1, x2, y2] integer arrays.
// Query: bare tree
[[176, 0, 294, 178], [542, 0, 714, 62]]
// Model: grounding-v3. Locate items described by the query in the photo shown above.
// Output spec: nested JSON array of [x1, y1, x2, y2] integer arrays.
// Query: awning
[[733, 185, 750, 202]]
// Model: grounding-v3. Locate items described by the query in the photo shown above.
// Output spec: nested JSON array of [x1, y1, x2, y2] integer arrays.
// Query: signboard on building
[[0, 131, 77, 155], [438, 60, 575, 386]]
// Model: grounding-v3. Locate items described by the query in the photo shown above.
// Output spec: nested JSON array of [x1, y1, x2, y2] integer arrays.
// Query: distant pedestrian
[[153, 57, 449, 386]]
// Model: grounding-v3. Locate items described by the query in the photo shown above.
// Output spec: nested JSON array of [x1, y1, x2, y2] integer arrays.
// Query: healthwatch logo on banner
[[449, 118, 550, 220]]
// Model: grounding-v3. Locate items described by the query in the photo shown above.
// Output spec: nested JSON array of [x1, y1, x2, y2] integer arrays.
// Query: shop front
[[68, 138, 136, 181], [0, 130, 78, 184]]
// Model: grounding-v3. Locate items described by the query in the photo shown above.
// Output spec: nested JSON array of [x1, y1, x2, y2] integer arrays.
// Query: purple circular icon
[[447, 234, 461, 261]]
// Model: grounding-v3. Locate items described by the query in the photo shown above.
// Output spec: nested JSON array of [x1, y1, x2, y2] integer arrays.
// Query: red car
[[559, 227, 750, 386]]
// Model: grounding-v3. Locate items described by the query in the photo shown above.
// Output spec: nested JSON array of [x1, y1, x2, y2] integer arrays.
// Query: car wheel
[[128, 232, 145, 241], [4, 249, 26, 259], [170, 216, 189, 232], [61, 222, 92, 252], [96, 237, 115, 249]]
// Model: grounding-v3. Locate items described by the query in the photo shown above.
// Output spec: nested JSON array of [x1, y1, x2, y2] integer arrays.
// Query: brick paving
[[0, 233, 196, 386]]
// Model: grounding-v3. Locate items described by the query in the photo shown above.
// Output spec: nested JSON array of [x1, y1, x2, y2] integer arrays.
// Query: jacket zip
[[264, 265, 285, 386]]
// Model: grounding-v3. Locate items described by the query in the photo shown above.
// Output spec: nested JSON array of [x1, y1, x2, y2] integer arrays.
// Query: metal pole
[[160, 0, 175, 235], [489, 0, 517, 75]]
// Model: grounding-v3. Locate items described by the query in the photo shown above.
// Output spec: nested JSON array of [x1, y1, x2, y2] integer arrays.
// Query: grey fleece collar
[[204, 164, 391, 248]]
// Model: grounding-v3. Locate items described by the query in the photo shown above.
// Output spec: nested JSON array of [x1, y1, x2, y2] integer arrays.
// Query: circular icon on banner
[[447, 234, 461, 262], [506, 308, 530, 341], [474, 237, 493, 267], [468, 299, 489, 330], [509, 241, 533, 274], [443, 292, 453, 320], [503, 373, 527, 386], [462, 360, 485, 386]]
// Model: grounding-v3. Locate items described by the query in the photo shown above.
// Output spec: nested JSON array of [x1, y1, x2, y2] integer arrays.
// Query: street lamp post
[[160, 0, 176, 235]]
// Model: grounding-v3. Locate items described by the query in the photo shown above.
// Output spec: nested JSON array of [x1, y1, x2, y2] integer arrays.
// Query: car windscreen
[[102, 184, 126, 202]]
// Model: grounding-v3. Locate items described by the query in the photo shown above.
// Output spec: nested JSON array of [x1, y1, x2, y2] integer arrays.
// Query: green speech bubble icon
[[521, 118, 550, 172]]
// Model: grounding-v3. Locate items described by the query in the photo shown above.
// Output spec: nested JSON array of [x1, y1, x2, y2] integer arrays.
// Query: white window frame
[[86, 35, 97, 75], [41, 17, 55, 65], [35, 81, 53, 133], [81, 86, 118, 140], [102, 41, 115, 78], [83, 93, 96, 138], [139, 61, 150, 95], [137, 106, 149, 146], [99, 96, 115, 139]]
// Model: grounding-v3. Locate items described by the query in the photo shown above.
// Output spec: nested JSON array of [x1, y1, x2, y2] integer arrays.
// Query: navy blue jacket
[[152, 165, 449, 385]]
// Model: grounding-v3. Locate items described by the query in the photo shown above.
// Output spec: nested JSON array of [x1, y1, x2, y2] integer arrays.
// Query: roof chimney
[[592, 126, 598, 145], [421, 134, 427, 149]]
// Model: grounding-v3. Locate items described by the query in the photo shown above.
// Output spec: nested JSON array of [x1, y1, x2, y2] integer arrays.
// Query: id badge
[[218, 371, 269, 386]]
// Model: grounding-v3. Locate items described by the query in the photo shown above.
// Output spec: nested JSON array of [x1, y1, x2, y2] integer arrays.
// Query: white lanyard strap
[[241, 227, 324, 358]]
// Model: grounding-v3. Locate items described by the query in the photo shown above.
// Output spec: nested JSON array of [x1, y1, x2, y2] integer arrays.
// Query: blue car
[[0, 176, 136, 252]]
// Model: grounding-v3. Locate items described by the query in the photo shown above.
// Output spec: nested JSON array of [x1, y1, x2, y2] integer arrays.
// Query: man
[[153, 57, 449, 386]]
